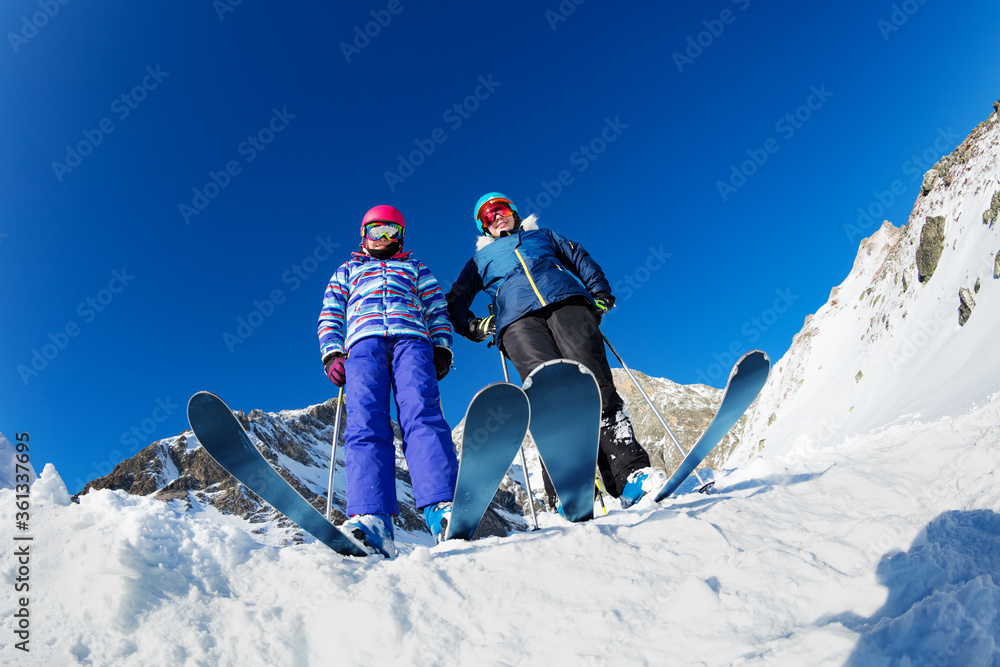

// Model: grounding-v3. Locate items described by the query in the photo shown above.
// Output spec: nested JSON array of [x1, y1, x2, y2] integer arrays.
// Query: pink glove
[[325, 355, 346, 386], [433, 347, 452, 381]]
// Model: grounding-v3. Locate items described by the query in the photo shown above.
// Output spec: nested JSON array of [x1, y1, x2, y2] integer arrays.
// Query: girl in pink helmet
[[318, 205, 457, 557]]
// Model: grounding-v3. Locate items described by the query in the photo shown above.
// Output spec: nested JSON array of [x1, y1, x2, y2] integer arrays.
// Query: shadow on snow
[[826, 509, 1000, 666]]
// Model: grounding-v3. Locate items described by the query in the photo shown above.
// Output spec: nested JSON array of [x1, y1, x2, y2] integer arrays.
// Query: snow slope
[[3, 108, 1000, 666], [732, 110, 1000, 465], [2, 396, 998, 665]]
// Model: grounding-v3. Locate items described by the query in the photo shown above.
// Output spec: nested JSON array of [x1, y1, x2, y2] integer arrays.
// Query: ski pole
[[325, 386, 345, 522], [500, 350, 539, 531], [595, 474, 607, 516], [601, 331, 708, 489]]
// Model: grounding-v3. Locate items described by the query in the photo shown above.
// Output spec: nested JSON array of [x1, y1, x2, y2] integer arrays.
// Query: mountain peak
[[732, 101, 1000, 464]]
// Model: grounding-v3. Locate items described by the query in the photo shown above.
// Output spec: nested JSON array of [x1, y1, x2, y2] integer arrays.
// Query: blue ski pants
[[343, 336, 458, 516]]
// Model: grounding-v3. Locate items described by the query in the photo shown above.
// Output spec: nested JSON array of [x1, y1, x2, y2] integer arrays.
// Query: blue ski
[[447, 382, 530, 541], [655, 350, 770, 501], [187, 391, 369, 557], [523, 359, 601, 523]]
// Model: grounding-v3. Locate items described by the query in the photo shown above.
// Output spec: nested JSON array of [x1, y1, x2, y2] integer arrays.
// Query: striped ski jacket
[[318, 251, 453, 362]]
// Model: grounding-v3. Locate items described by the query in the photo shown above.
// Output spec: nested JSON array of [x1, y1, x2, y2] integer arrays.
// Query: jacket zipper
[[514, 248, 547, 307]]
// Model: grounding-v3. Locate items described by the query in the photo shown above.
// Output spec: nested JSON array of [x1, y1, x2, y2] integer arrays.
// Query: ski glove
[[592, 292, 615, 321], [433, 347, 452, 381], [468, 315, 496, 343], [325, 355, 346, 387]]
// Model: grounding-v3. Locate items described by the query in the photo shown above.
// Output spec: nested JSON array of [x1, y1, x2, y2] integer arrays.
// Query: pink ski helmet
[[360, 205, 405, 241]]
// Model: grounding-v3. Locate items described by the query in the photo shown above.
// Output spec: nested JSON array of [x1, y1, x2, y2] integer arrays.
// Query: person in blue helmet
[[318, 204, 458, 557], [445, 192, 666, 510]]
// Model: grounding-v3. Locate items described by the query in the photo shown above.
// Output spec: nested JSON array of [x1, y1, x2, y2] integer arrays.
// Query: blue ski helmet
[[474, 192, 518, 236]]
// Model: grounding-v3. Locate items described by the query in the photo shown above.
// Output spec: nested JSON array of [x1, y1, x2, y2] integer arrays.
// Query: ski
[[523, 359, 602, 523], [654, 350, 770, 501], [447, 382, 530, 540], [187, 391, 369, 557]]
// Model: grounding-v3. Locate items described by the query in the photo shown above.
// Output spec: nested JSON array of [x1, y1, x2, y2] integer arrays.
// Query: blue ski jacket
[[446, 216, 612, 340], [318, 251, 453, 363]]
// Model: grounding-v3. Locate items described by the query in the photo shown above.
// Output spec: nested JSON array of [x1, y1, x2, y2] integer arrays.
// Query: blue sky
[[3, 0, 998, 493]]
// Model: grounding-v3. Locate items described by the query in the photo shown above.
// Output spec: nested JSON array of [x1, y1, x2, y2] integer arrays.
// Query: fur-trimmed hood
[[475, 214, 539, 250]]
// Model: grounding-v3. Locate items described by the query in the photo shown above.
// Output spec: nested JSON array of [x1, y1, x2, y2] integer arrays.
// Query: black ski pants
[[500, 297, 651, 498]]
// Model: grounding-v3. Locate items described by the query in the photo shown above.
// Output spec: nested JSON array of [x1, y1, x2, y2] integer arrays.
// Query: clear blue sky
[[3, 0, 998, 493]]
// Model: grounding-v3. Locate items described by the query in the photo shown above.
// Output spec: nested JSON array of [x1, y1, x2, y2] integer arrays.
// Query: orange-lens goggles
[[479, 202, 514, 224]]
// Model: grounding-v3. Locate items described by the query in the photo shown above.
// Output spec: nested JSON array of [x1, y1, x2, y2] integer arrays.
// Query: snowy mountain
[[729, 101, 1000, 465], [3, 102, 1000, 666]]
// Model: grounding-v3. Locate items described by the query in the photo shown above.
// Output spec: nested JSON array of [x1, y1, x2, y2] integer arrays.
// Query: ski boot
[[423, 501, 452, 544], [343, 513, 396, 558], [619, 467, 667, 509]]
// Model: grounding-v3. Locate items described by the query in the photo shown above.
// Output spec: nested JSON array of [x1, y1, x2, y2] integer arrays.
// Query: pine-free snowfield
[[3, 393, 998, 665]]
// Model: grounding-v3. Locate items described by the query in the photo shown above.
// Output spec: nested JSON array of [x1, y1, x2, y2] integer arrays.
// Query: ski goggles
[[364, 222, 404, 241], [478, 201, 514, 225]]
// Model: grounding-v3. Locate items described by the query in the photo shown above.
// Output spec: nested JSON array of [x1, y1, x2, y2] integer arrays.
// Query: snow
[[3, 393, 997, 664], [0, 431, 37, 491], [28, 464, 71, 507], [3, 116, 1000, 666]]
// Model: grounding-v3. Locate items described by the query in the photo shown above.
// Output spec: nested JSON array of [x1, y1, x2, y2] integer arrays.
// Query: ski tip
[[730, 350, 771, 379], [566, 359, 594, 376], [466, 381, 529, 411], [741, 349, 770, 364], [748, 350, 771, 371], [526, 358, 593, 377], [188, 390, 222, 408], [190, 389, 221, 398], [187, 391, 231, 423], [522, 358, 597, 393], [476, 381, 526, 396]]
